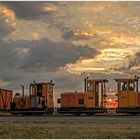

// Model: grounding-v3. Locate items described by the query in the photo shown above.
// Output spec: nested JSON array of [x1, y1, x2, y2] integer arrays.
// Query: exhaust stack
[[21, 85, 24, 97]]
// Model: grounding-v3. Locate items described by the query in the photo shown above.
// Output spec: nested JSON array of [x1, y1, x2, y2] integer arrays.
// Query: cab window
[[120, 81, 127, 91], [87, 82, 94, 91], [128, 81, 135, 91], [48, 85, 53, 92]]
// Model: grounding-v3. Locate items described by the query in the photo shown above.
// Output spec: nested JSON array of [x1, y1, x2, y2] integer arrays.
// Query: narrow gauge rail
[[0, 115, 140, 123]]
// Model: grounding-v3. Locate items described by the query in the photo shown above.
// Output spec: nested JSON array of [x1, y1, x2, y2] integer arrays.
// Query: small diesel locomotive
[[57, 77, 108, 116], [10, 81, 54, 115]]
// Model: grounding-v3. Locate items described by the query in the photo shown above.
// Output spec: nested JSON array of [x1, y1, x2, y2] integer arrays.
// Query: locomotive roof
[[85, 79, 108, 82], [115, 78, 139, 81], [0, 88, 13, 92], [30, 81, 54, 85]]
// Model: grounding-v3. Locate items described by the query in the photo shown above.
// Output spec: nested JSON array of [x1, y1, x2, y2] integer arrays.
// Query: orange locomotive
[[10, 81, 54, 115], [57, 77, 108, 116]]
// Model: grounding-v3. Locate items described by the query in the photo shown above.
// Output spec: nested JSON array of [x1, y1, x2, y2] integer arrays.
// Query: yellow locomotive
[[115, 75, 140, 115]]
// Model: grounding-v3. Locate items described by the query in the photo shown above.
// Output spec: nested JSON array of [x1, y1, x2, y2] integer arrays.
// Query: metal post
[[21, 85, 24, 109], [101, 82, 103, 108], [21, 85, 24, 98], [84, 78, 87, 93], [136, 80, 138, 92]]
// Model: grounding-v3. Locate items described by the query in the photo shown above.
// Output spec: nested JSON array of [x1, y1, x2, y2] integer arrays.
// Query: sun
[[108, 98, 112, 102]]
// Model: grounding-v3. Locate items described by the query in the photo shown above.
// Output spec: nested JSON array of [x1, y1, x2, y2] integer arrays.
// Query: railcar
[[0, 89, 12, 111]]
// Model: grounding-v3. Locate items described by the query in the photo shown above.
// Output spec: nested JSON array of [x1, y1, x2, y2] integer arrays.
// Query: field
[[0, 122, 140, 139]]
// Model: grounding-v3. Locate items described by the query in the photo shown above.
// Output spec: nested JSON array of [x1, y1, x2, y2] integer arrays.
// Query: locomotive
[[115, 75, 140, 115], [10, 81, 54, 115], [57, 77, 108, 115]]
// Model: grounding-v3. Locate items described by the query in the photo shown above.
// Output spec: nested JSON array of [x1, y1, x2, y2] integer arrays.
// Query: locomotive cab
[[115, 75, 140, 115], [84, 77, 108, 112]]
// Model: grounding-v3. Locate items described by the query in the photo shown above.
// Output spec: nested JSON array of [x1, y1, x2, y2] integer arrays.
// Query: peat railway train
[[0, 76, 140, 115]]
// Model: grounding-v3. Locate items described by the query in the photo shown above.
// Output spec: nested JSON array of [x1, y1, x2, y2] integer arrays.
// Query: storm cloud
[[20, 39, 97, 71], [0, 1, 140, 96], [0, 38, 97, 71], [0, 14, 14, 38], [0, 1, 55, 20]]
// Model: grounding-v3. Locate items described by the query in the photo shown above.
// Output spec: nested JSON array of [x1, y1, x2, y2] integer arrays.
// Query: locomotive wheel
[[130, 113, 138, 116], [73, 113, 81, 116], [86, 113, 94, 116]]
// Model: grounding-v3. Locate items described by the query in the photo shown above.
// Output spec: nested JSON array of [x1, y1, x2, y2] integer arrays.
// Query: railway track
[[0, 115, 140, 123]]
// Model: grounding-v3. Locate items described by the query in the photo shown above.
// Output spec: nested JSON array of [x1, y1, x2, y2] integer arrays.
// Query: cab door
[[84, 81, 95, 108], [128, 80, 137, 107], [118, 80, 128, 108]]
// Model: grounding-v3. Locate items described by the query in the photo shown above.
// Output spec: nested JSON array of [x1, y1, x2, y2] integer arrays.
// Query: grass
[[0, 122, 140, 139]]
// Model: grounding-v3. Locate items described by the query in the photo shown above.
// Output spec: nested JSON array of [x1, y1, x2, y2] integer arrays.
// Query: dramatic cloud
[[129, 52, 140, 71], [0, 14, 14, 38], [20, 39, 96, 71], [0, 1, 57, 21], [0, 2, 44, 19], [0, 38, 97, 91], [0, 39, 96, 71], [0, 1, 140, 97], [62, 29, 96, 40]]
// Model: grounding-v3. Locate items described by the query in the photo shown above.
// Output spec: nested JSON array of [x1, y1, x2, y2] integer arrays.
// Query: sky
[[0, 1, 140, 98]]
